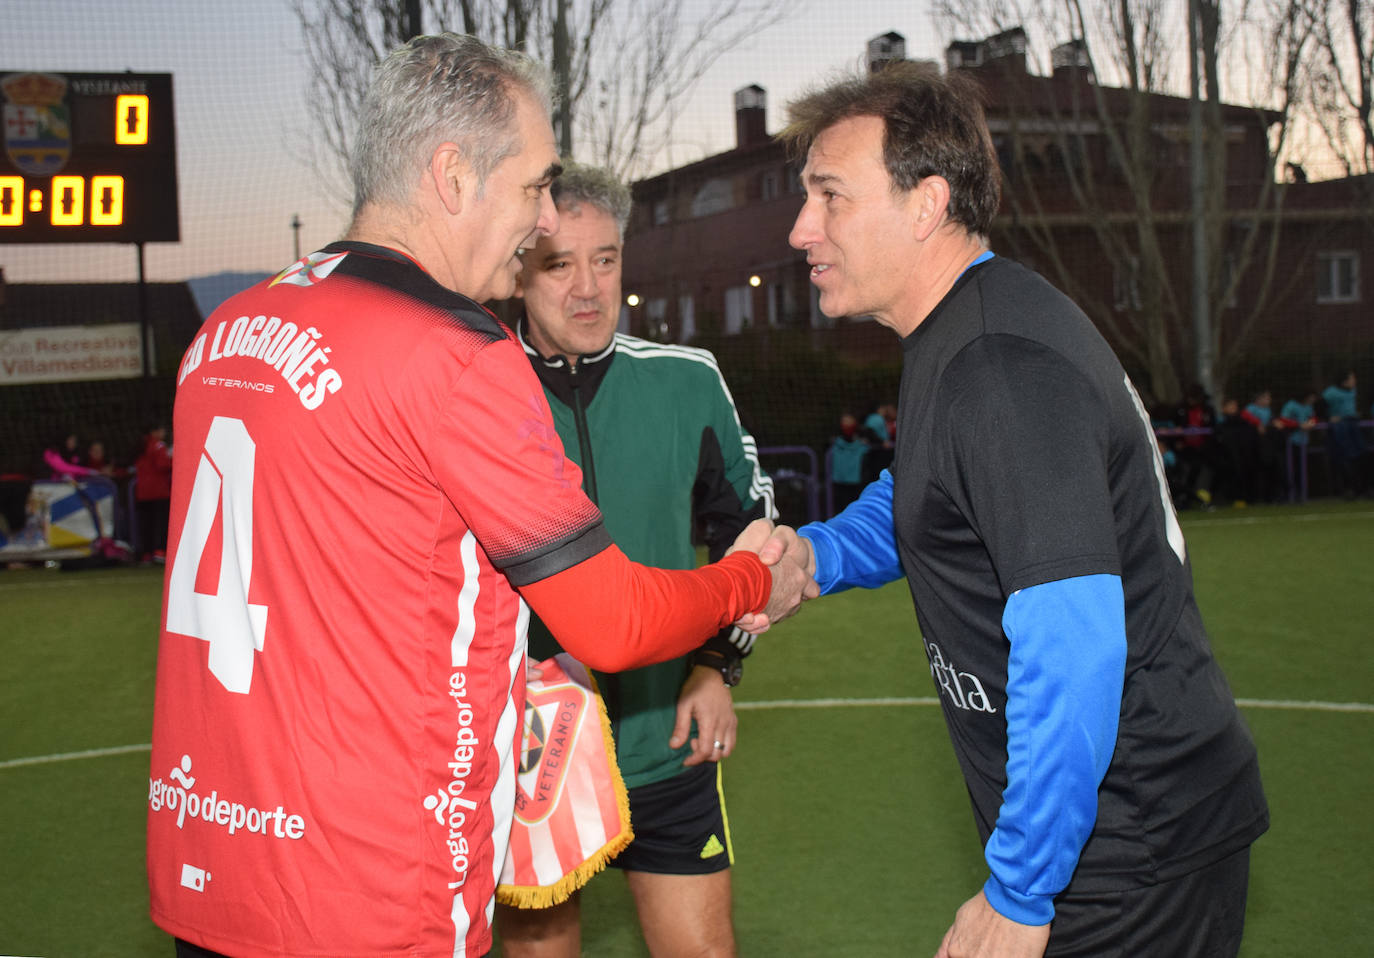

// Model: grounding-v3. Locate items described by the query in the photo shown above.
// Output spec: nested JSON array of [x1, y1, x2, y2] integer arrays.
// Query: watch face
[[723, 660, 743, 686]]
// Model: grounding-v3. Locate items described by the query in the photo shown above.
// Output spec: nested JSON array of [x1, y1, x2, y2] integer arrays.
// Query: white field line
[[733, 696, 1374, 713], [1, 742, 152, 769], [4, 696, 1367, 771]]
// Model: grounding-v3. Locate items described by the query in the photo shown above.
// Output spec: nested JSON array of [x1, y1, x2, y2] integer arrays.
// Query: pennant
[[497, 653, 632, 908]]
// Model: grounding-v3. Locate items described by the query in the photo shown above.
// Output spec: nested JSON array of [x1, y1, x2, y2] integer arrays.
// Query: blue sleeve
[[797, 470, 904, 594], [982, 574, 1126, 926]]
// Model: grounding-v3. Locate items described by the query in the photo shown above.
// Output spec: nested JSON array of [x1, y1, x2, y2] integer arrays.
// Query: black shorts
[[609, 760, 733, 875], [1047, 846, 1253, 957]]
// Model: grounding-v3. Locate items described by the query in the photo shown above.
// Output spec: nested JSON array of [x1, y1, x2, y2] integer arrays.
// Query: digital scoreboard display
[[0, 71, 178, 243]]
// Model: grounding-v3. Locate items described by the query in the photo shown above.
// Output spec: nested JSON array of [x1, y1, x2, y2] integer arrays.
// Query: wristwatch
[[691, 648, 743, 687]]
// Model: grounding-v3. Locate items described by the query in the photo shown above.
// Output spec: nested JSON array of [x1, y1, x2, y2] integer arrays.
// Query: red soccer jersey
[[147, 243, 611, 957]]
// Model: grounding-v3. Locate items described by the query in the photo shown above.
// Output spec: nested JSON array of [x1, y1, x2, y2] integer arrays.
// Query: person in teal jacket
[[1324, 370, 1369, 497], [496, 163, 775, 958]]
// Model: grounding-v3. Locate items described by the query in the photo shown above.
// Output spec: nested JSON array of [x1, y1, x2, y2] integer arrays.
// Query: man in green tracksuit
[[495, 163, 774, 958]]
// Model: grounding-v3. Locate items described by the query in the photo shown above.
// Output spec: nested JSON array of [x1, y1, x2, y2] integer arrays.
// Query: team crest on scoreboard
[[2, 72, 71, 176], [513, 680, 588, 825]]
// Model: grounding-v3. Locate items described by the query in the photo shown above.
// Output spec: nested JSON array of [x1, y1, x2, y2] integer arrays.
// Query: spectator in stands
[[1323, 370, 1369, 498], [44, 432, 86, 478], [1213, 397, 1261, 505], [862, 401, 888, 444], [1158, 436, 1189, 507], [1278, 391, 1319, 446], [829, 412, 870, 513], [1241, 390, 1288, 503], [133, 424, 172, 562], [1275, 390, 1319, 501], [43, 432, 99, 481], [861, 401, 895, 483], [1173, 383, 1218, 507], [85, 440, 117, 477], [59, 433, 83, 467]]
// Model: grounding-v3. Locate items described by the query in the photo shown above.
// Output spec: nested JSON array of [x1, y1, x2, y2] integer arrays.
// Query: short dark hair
[[781, 63, 1001, 236]]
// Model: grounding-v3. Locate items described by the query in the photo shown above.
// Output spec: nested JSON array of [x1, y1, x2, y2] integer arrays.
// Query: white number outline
[[166, 416, 269, 694], [1124, 374, 1187, 563]]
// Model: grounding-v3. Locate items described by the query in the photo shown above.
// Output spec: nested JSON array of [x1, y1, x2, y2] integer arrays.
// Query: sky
[[2, 0, 945, 285]]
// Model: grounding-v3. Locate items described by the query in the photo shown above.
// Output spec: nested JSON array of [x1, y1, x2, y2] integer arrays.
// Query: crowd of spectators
[[8, 368, 1372, 564], [0, 425, 172, 562], [1154, 371, 1372, 508], [826, 401, 896, 516]]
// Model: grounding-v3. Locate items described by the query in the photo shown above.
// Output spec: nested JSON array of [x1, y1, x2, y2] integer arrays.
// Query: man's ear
[[429, 142, 469, 216], [911, 175, 952, 242], [513, 268, 526, 299]]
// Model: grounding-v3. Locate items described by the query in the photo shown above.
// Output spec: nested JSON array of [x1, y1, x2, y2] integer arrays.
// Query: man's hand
[[756, 523, 816, 579], [670, 665, 736, 766], [524, 657, 545, 683], [725, 518, 778, 559], [934, 891, 1050, 958], [726, 519, 818, 631]]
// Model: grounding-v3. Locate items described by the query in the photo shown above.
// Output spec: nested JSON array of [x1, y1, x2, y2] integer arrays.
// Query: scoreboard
[[0, 70, 178, 243]]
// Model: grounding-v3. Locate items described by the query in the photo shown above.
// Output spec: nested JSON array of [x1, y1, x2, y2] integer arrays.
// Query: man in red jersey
[[146, 33, 813, 958]]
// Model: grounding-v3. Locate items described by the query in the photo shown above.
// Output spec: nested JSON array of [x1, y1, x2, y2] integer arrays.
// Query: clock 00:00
[[0, 174, 126, 227]]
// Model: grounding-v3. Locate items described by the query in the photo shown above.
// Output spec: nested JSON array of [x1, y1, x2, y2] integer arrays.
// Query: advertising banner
[[0, 323, 147, 384]]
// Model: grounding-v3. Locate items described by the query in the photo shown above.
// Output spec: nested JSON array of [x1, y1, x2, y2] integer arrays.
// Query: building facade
[[622, 29, 1372, 407]]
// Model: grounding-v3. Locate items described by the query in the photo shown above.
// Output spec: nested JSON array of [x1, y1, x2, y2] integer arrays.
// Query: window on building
[[766, 282, 782, 326], [761, 170, 780, 201], [691, 178, 733, 218], [679, 295, 695, 342], [809, 283, 830, 328], [1316, 251, 1360, 304], [724, 286, 751, 334], [647, 298, 668, 339], [652, 199, 670, 226]]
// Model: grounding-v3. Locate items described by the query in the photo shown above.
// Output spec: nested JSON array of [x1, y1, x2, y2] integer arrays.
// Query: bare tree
[[291, 0, 794, 203], [930, 0, 1311, 404], [1291, 0, 1374, 176]]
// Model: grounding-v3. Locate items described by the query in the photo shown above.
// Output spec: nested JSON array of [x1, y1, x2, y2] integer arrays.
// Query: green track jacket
[[519, 322, 775, 788]]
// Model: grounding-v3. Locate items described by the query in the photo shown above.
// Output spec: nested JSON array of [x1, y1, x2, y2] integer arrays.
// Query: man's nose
[[789, 199, 818, 251], [572, 261, 597, 298]]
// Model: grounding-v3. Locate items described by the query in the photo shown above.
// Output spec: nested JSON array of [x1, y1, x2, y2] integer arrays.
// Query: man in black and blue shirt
[[769, 64, 1267, 956]]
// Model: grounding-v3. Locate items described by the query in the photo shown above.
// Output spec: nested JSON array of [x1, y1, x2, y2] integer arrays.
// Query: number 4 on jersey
[[166, 416, 269, 694]]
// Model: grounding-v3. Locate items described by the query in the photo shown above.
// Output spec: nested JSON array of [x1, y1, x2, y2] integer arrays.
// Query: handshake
[[726, 519, 820, 633]]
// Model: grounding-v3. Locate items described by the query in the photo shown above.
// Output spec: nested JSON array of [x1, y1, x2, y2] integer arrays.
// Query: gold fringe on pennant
[[495, 665, 634, 910]]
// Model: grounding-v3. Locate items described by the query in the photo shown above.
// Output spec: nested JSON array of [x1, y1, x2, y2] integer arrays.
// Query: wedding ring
[[712, 740, 724, 750]]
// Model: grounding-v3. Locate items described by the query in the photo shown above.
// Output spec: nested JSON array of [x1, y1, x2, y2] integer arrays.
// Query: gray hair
[[550, 162, 633, 238], [349, 32, 554, 217]]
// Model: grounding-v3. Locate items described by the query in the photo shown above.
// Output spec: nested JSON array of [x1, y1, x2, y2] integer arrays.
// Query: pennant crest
[[513, 678, 588, 826]]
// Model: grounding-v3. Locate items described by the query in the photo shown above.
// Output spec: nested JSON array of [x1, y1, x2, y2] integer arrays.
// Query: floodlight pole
[[1187, 0, 1214, 401], [136, 241, 151, 379]]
